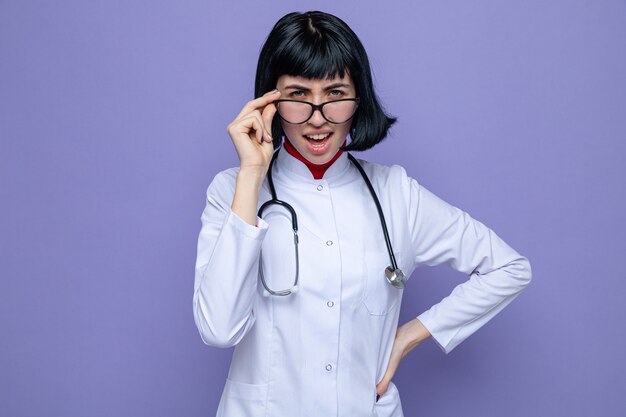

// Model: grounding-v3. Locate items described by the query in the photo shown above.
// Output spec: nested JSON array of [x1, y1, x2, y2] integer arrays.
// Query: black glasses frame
[[274, 98, 360, 125]]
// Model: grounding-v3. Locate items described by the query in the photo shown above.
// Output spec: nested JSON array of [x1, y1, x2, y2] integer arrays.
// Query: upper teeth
[[305, 133, 330, 140]]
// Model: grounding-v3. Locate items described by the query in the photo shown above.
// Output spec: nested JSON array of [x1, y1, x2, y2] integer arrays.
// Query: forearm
[[231, 168, 265, 226], [396, 318, 432, 358]]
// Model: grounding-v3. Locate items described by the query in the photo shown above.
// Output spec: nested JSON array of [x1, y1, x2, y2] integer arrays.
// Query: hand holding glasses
[[275, 98, 360, 124]]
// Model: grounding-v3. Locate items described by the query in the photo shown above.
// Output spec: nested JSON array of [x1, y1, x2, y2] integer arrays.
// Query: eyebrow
[[284, 83, 352, 92]]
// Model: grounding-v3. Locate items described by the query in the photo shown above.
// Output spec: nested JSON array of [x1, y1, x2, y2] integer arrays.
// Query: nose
[[307, 107, 326, 127]]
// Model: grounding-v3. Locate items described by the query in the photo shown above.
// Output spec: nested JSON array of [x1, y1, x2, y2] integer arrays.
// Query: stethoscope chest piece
[[385, 267, 406, 289]]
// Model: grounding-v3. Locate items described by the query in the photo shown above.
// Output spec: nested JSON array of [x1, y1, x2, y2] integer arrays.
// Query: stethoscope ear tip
[[291, 285, 299, 294]]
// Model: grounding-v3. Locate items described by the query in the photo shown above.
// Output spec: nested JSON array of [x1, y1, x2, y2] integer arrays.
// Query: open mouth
[[302, 132, 333, 154], [303, 132, 333, 154]]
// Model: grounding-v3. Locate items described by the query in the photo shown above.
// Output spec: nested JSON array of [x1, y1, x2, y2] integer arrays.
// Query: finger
[[245, 110, 272, 143], [376, 355, 400, 396], [261, 101, 278, 142], [235, 109, 266, 138], [236, 115, 264, 143], [247, 112, 267, 143], [376, 367, 394, 396], [235, 89, 281, 120], [240, 110, 267, 138], [237, 103, 277, 144], [376, 379, 389, 397]]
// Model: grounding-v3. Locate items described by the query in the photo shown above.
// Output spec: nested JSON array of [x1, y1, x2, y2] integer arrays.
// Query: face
[[275, 73, 357, 164]]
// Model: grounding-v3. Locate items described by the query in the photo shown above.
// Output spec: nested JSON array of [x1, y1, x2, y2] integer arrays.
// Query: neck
[[283, 138, 346, 180]]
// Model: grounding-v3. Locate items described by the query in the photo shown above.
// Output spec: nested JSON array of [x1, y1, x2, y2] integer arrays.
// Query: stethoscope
[[257, 148, 406, 297]]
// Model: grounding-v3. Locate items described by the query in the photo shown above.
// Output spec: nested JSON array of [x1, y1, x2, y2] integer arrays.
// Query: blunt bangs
[[255, 11, 396, 151], [270, 24, 352, 81]]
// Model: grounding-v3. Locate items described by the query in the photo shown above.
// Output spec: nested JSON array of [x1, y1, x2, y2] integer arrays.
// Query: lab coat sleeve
[[193, 169, 268, 348], [406, 176, 532, 354]]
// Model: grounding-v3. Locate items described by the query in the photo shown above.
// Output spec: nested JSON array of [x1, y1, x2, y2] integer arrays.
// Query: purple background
[[1, 1, 625, 416]]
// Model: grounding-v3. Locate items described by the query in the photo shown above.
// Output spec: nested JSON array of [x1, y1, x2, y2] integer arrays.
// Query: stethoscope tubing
[[258, 148, 402, 296], [346, 153, 399, 272]]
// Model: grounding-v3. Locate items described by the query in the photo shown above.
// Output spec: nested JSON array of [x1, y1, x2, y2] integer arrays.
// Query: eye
[[329, 90, 345, 97], [289, 90, 306, 98]]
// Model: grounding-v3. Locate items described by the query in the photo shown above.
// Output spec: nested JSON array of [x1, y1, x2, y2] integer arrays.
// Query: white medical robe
[[193, 148, 532, 417]]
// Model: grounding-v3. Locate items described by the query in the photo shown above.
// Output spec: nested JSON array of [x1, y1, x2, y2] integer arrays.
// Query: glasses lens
[[323, 100, 358, 123], [277, 101, 312, 124]]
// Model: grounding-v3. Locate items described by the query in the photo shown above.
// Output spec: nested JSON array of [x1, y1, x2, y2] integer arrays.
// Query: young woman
[[193, 11, 532, 417]]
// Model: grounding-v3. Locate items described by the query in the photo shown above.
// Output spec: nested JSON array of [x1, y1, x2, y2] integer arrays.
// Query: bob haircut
[[255, 11, 396, 152]]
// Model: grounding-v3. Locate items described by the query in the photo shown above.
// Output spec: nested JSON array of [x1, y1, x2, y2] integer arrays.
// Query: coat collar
[[273, 145, 354, 185]]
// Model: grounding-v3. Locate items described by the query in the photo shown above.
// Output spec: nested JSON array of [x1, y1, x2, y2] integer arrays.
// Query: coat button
[[317, 185, 323, 191], [327, 301, 334, 308], [326, 240, 333, 246], [325, 364, 333, 371]]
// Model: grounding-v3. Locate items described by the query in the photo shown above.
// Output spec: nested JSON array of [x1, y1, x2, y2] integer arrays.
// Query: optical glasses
[[275, 98, 359, 124]]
